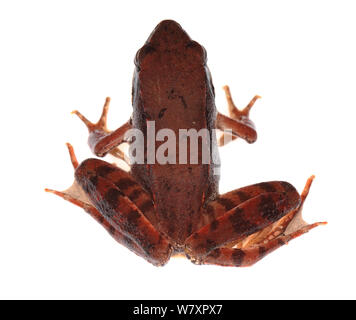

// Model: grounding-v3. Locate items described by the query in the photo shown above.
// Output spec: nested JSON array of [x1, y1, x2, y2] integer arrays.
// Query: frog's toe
[[72, 97, 111, 133], [222, 85, 261, 119]]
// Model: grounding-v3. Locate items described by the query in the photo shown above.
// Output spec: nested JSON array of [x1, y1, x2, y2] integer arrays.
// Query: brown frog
[[46, 20, 326, 266]]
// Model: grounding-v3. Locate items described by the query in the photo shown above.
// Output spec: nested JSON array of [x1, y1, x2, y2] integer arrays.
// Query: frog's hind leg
[[46, 143, 172, 266], [75, 158, 172, 266], [201, 180, 298, 225], [230, 176, 324, 250], [217, 85, 261, 145], [204, 177, 326, 267], [45, 188, 150, 262], [72, 97, 132, 159], [187, 178, 326, 264], [189, 177, 326, 266], [203, 222, 323, 267]]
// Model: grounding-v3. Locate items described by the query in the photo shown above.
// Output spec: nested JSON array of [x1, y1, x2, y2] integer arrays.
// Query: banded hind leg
[[186, 178, 326, 265], [46, 144, 172, 266], [203, 222, 324, 267], [45, 187, 151, 262]]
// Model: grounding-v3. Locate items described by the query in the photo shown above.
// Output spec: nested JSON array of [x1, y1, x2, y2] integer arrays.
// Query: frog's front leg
[[47, 144, 172, 266], [185, 179, 326, 265], [72, 97, 132, 158], [217, 85, 260, 145]]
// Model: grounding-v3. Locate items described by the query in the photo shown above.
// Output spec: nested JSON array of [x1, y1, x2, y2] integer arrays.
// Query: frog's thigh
[[76, 158, 159, 226], [187, 182, 301, 260], [75, 158, 171, 266], [203, 181, 298, 222]]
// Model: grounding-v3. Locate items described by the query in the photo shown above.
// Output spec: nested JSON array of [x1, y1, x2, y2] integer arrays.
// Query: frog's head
[[146, 20, 190, 49], [134, 20, 207, 71]]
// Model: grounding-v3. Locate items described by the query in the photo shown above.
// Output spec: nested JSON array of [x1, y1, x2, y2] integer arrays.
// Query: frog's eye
[[186, 41, 207, 65], [134, 44, 156, 69]]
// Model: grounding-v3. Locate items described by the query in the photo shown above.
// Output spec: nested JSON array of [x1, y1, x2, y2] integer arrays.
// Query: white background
[[1, 0, 355, 299]]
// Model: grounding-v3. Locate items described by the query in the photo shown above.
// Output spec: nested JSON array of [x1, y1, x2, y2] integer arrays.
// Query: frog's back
[[131, 20, 219, 246]]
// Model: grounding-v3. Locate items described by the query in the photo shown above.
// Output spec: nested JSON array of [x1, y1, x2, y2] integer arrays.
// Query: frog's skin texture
[[46, 20, 326, 266]]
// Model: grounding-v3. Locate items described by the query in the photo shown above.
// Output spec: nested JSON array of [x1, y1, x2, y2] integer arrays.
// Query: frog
[[46, 20, 326, 267]]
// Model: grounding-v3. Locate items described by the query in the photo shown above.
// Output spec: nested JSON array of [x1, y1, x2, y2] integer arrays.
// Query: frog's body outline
[[47, 20, 325, 266]]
